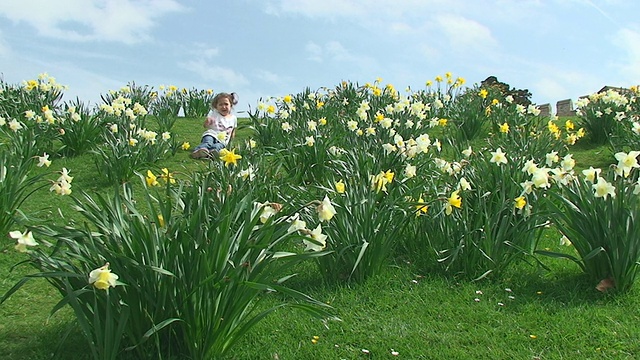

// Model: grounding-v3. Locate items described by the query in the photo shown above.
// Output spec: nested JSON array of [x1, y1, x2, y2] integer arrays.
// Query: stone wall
[[556, 99, 576, 117]]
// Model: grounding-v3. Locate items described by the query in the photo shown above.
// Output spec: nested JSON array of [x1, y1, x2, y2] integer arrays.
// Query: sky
[[1, 0, 639, 114]]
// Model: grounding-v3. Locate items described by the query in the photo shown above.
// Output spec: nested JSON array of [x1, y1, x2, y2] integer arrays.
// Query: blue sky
[[1, 0, 639, 113]]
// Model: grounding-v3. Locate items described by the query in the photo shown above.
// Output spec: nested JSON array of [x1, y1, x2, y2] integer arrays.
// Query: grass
[[2, 115, 639, 360]]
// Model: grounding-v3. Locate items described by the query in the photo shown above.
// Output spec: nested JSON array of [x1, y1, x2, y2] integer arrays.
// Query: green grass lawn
[[2, 116, 638, 360]]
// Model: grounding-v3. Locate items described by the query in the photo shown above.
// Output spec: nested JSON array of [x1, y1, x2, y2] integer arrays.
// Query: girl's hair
[[211, 92, 238, 108]]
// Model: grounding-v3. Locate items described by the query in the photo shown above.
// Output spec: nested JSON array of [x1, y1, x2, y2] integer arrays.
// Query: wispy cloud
[[0, 0, 185, 44], [179, 59, 249, 89]]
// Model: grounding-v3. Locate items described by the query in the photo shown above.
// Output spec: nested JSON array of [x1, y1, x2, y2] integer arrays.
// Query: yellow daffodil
[[146, 170, 159, 187], [159, 168, 176, 184], [565, 120, 575, 131], [157, 214, 165, 227], [335, 180, 345, 194], [479, 89, 488, 99], [416, 196, 429, 215], [181, 142, 191, 150], [514, 196, 526, 210], [383, 170, 394, 183], [219, 148, 242, 167], [445, 190, 462, 215], [499, 122, 510, 133], [88, 263, 119, 290]]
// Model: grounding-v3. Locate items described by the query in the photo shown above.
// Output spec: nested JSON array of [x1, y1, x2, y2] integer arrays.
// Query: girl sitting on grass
[[191, 92, 238, 159]]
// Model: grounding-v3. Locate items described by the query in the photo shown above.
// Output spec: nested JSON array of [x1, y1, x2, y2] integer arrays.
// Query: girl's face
[[216, 97, 232, 116]]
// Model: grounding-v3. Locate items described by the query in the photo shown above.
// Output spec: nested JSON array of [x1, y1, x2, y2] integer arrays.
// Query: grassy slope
[[2, 116, 638, 360]]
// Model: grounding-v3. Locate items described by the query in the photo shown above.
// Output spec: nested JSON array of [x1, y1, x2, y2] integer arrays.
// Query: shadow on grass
[[0, 320, 90, 360]]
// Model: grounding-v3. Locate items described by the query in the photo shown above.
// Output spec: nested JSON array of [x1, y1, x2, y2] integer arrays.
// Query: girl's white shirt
[[202, 109, 237, 146]]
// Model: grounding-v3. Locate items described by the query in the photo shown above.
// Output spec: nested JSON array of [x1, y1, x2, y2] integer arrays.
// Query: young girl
[[191, 92, 238, 159]]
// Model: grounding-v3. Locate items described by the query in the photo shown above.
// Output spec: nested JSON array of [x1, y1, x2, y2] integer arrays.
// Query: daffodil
[[499, 122, 509, 133], [259, 204, 278, 224], [582, 166, 601, 183], [458, 177, 472, 191], [445, 190, 462, 215], [565, 120, 575, 131], [9, 230, 38, 252], [514, 196, 526, 210], [560, 154, 575, 172], [462, 146, 473, 158], [592, 177, 615, 199], [159, 168, 176, 184], [287, 216, 307, 234], [383, 170, 394, 183], [490, 148, 508, 165], [335, 180, 345, 194], [8, 119, 23, 132], [303, 224, 327, 251], [146, 170, 159, 187], [305, 136, 315, 147], [416, 196, 429, 215], [88, 263, 119, 290], [317, 195, 336, 222], [531, 168, 551, 189], [614, 151, 640, 178], [219, 148, 242, 167], [181, 142, 191, 150], [404, 164, 416, 178], [522, 159, 539, 175], [36, 153, 52, 167], [545, 151, 559, 167]]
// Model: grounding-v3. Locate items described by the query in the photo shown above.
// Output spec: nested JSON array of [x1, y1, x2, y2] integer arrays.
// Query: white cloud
[[0, 29, 10, 57], [189, 43, 220, 60], [305, 42, 323, 62], [435, 14, 498, 54], [304, 40, 367, 64], [179, 59, 249, 89], [264, 0, 365, 18], [0, 0, 185, 44], [613, 27, 640, 80], [255, 69, 283, 84]]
